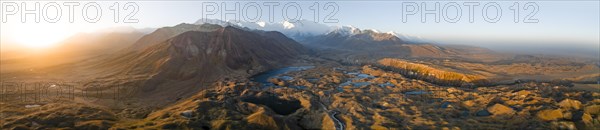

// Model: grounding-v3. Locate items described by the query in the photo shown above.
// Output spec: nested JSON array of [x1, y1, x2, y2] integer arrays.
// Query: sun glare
[[11, 23, 73, 48]]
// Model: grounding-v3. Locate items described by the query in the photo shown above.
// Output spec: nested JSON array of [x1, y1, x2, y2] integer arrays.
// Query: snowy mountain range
[[193, 19, 429, 43]]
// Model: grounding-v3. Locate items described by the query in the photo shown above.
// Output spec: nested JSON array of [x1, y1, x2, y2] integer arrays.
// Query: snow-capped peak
[[194, 18, 229, 26], [386, 31, 398, 36], [192, 18, 430, 43], [365, 29, 380, 33], [194, 19, 331, 37], [282, 21, 295, 29], [256, 21, 266, 27], [329, 25, 362, 36]]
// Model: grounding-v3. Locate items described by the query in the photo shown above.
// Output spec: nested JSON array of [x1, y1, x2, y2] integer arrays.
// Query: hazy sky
[[1, 0, 599, 52]]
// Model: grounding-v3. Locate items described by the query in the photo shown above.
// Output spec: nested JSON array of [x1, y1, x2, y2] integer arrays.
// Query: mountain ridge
[[84, 25, 308, 104]]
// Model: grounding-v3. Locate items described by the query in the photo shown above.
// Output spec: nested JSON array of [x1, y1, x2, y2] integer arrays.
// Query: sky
[[1, 0, 599, 55]]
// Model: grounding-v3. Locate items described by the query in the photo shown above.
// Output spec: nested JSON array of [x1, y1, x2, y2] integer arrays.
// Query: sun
[[11, 23, 73, 48]]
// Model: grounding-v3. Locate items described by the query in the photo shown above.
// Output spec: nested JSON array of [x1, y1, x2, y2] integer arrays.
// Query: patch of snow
[[365, 29, 380, 33], [283, 21, 295, 29], [329, 25, 361, 36], [25, 104, 41, 108], [256, 21, 266, 27]]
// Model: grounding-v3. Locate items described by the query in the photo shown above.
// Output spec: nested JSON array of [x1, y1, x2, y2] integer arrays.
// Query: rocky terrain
[[2, 57, 598, 130], [105, 63, 598, 129]]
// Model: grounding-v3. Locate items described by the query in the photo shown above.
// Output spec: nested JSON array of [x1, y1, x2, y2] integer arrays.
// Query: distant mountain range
[[301, 26, 405, 48], [193, 19, 430, 44], [191, 19, 456, 59]]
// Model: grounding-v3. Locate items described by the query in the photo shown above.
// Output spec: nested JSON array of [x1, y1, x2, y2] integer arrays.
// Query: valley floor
[[1, 56, 599, 130]]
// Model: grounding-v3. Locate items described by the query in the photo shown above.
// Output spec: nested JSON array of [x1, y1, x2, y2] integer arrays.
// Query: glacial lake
[[250, 66, 315, 87]]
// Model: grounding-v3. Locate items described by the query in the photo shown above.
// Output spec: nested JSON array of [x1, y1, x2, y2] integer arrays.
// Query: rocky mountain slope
[[128, 23, 223, 51], [84, 25, 308, 104]]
